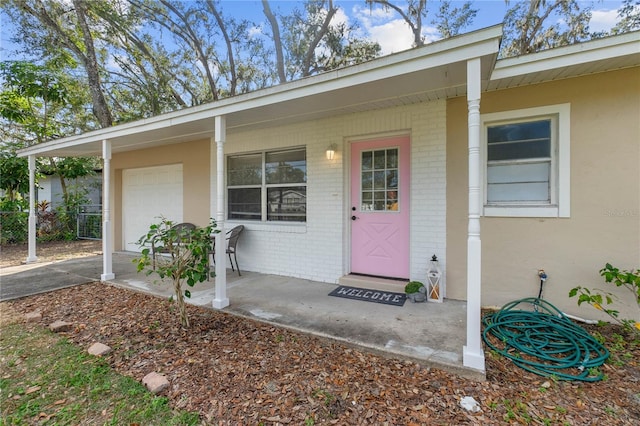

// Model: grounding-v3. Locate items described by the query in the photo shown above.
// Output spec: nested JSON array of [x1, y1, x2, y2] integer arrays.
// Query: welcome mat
[[328, 285, 407, 307]]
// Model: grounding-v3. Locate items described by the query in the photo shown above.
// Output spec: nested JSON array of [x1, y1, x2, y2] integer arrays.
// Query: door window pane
[[386, 149, 398, 168], [362, 191, 373, 210], [386, 170, 398, 189], [362, 151, 373, 170], [374, 191, 386, 211], [362, 172, 373, 190], [373, 171, 385, 189], [361, 148, 400, 212]]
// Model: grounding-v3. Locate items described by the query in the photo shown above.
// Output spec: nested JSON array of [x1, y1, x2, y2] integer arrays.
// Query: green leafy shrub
[[569, 263, 640, 335], [405, 281, 425, 294], [134, 217, 219, 327]]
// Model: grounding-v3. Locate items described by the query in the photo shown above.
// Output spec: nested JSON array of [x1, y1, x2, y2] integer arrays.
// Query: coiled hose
[[482, 297, 609, 381]]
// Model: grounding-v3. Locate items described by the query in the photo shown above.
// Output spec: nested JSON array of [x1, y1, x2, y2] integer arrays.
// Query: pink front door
[[350, 136, 410, 279]]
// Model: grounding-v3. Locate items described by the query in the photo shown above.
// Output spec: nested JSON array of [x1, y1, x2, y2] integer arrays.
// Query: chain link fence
[[0, 205, 102, 245], [0, 211, 28, 245]]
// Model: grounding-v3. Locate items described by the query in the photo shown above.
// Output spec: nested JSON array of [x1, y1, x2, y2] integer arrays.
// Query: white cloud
[[351, 4, 413, 53], [367, 19, 414, 53], [350, 3, 442, 54], [332, 6, 350, 28], [590, 8, 620, 33]]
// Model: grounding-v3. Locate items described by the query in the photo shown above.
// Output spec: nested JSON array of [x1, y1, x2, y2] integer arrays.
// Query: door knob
[[351, 215, 358, 221]]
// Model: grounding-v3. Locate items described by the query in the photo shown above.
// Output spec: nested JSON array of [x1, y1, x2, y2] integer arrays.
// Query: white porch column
[[463, 58, 485, 372], [26, 155, 37, 263], [101, 139, 115, 281], [212, 115, 229, 309]]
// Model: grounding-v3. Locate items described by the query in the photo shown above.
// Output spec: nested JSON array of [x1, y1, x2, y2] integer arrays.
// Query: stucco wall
[[111, 139, 210, 250], [446, 67, 640, 320]]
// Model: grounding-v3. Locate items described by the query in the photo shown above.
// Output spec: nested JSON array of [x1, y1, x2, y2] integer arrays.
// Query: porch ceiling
[[18, 25, 502, 158]]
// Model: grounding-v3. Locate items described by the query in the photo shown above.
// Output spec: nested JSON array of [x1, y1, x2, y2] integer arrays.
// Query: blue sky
[[220, 0, 627, 54], [0, 0, 628, 59]]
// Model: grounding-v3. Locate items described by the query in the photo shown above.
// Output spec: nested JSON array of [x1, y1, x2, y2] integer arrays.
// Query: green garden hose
[[482, 297, 609, 381]]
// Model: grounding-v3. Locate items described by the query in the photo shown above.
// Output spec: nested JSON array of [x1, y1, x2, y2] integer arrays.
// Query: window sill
[[226, 221, 307, 233], [484, 205, 564, 218]]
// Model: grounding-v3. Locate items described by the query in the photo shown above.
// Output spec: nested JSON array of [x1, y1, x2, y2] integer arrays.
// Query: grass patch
[[0, 320, 200, 425]]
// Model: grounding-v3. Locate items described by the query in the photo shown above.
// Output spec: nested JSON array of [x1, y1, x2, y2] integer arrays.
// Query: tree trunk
[[72, 0, 113, 127], [159, 0, 219, 101], [262, 0, 286, 84], [173, 278, 190, 328], [206, 0, 238, 95], [15, 0, 113, 127], [301, 1, 338, 76]]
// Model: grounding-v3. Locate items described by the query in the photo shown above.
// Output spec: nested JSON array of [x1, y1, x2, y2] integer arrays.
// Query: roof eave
[[17, 25, 503, 158], [489, 30, 640, 89]]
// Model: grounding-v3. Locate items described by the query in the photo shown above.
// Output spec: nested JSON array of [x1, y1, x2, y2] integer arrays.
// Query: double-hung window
[[481, 104, 570, 217], [227, 148, 307, 222]]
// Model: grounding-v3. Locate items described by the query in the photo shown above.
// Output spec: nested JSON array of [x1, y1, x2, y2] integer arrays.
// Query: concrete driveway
[[1, 257, 103, 301]]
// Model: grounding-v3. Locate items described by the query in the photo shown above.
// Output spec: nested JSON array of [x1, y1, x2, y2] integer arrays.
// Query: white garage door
[[122, 164, 183, 252]]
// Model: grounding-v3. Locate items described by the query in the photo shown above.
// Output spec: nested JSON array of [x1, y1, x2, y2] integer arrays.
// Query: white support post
[[213, 115, 229, 309], [26, 155, 37, 263], [463, 58, 485, 372], [101, 140, 115, 281]]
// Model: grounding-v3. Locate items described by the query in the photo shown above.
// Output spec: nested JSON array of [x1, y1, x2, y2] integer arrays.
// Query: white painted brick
[[216, 101, 447, 288]]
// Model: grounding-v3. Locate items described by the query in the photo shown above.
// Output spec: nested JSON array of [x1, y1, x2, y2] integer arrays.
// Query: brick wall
[[217, 100, 447, 290]]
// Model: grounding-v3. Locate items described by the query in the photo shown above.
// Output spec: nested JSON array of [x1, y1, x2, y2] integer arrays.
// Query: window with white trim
[[481, 104, 570, 218], [227, 148, 307, 222]]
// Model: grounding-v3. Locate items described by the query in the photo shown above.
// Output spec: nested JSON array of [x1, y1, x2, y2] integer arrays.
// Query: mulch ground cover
[[2, 241, 639, 424]]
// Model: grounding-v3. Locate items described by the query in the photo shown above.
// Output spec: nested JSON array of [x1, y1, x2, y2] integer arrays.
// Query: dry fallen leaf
[[25, 385, 41, 394], [2, 256, 638, 426]]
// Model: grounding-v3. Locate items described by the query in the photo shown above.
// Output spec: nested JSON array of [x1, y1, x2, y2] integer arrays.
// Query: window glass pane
[[487, 162, 550, 203], [373, 191, 386, 211], [386, 189, 398, 211], [488, 120, 550, 142], [267, 187, 306, 222], [487, 182, 550, 202], [488, 140, 550, 161], [362, 151, 372, 170], [361, 171, 373, 190], [266, 149, 306, 184], [362, 191, 373, 210], [488, 120, 551, 161], [373, 171, 385, 189], [228, 154, 262, 185], [386, 149, 398, 168], [487, 162, 550, 184], [374, 150, 386, 169], [386, 170, 398, 189], [228, 188, 261, 220]]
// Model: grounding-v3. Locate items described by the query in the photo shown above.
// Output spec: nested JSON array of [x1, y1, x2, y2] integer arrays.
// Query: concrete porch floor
[[1, 252, 479, 379]]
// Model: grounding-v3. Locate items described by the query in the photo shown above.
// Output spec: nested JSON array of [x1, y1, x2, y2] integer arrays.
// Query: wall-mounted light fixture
[[326, 143, 338, 160]]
